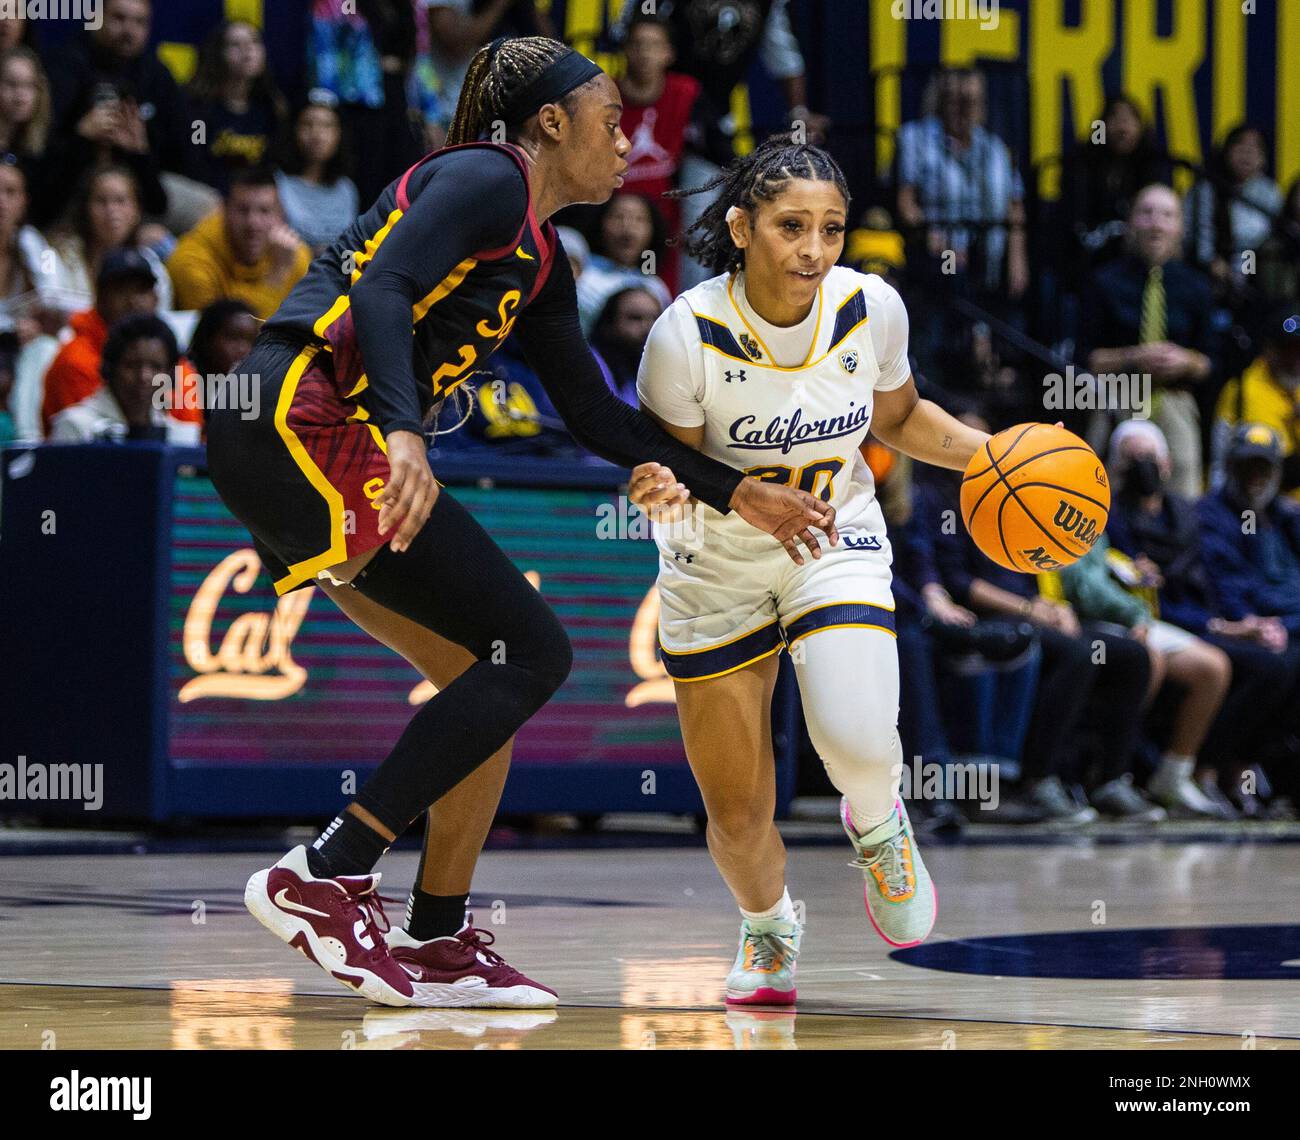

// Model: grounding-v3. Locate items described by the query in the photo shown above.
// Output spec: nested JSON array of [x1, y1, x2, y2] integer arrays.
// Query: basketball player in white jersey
[[629, 135, 993, 1005]]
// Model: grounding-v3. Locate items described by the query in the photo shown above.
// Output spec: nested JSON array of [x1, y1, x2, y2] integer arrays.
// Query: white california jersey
[[637, 267, 911, 547]]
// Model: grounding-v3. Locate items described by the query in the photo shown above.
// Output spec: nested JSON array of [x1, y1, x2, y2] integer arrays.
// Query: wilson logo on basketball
[[1053, 501, 1099, 546]]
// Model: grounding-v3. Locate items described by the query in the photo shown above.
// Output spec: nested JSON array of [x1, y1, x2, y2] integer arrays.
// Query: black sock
[[405, 889, 469, 941], [306, 813, 390, 878]]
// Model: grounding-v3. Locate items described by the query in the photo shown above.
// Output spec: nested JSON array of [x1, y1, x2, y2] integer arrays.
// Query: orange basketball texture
[[960, 423, 1110, 573]]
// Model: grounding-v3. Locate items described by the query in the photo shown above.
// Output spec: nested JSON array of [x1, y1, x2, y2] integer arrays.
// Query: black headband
[[494, 44, 604, 126]]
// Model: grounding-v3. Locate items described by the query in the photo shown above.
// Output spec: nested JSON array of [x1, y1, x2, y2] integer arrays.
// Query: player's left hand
[[628, 462, 691, 522]]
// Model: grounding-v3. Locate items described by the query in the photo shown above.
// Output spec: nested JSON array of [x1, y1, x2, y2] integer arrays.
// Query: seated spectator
[[895, 68, 1028, 302], [0, 47, 51, 193], [411, 0, 552, 150], [307, 0, 421, 206], [1185, 125, 1282, 296], [40, 247, 160, 432], [617, 13, 702, 293], [46, 165, 173, 313], [1081, 183, 1215, 496], [1199, 423, 1300, 642], [0, 329, 15, 444], [273, 92, 359, 254], [590, 286, 664, 407], [167, 168, 311, 319], [893, 469, 1045, 823], [1055, 527, 1231, 818], [48, 312, 198, 444], [555, 225, 589, 285], [187, 20, 288, 194], [632, 0, 821, 290], [576, 194, 671, 334], [1255, 176, 1300, 306], [1059, 94, 1172, 270], [44, 0, 216, 233], [185, 298, 258, 382], [922, 408, 1152, 823], [0, 155, 72, 441], [0, 12, 32, 50], [1107, 418, 1300, 816], [1214, 305, 1300, 499]]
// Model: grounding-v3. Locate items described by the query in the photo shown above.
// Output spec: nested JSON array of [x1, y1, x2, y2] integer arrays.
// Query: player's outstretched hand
[[377, 430, 439, 553], [628, 462, 691, 522], [730, 476, 838, 565]]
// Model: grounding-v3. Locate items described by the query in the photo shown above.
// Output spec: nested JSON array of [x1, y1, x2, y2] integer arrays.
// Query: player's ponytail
[[671, 133, 852, 275], [446, 36, 602, 147]]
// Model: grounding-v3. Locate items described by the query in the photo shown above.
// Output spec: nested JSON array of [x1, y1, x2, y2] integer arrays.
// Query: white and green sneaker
[[724, 918, 801, 1006], [841, 797, 937, 948]]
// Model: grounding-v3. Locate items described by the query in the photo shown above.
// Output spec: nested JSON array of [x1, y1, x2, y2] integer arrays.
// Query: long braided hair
[[670, 133, 851, 275], [446, 37, 597, 147]]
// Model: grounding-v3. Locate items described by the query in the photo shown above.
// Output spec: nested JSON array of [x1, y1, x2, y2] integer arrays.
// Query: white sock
[[849, 800, 896, 835], [1158, 754, 1194, 780], [740, 887, 796, 926]]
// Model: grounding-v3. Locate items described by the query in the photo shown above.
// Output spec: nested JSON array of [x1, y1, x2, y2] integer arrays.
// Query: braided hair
[[446, 37, 596, 147], [670, 133, 851, 275]]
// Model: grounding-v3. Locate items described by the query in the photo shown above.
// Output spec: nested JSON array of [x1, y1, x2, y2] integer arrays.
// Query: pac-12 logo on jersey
[[840, 350, 859, 374], [738, 333, 764, 361]]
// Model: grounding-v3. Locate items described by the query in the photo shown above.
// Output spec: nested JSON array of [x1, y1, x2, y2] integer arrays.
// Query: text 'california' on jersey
[[636, 266, 912, 547]]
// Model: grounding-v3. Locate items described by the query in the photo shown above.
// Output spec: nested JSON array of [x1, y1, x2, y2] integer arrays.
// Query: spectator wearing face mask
[[1214, 307, 1300, 501], [1199, 424, 1300, 639], [1193, 423, 1300, 807], [1106, 419, 1300, 816]]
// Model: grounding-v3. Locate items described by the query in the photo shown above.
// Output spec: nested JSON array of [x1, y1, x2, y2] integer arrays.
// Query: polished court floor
[[1, 839, 1298, 1049]]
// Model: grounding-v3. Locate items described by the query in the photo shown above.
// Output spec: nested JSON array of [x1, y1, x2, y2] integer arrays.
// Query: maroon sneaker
[[386, 915, 558, 1008], [244, 845, 415, 1007]]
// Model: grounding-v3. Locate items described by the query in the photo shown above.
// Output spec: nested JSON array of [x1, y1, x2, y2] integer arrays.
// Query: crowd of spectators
[[1, 0, 1296, 825]]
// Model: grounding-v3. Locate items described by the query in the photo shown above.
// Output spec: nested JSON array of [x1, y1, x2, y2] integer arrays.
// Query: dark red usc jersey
[[264, 142, 557, 425]]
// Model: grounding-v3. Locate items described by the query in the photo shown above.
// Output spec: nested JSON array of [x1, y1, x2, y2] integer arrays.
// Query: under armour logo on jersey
[[840, 350, 859, 374], [673, 551, 696, 563], [723, 369, 748, 383], [738, 333, 763, 360]]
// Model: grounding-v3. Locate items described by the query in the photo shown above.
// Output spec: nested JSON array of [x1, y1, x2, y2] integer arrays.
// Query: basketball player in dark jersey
[[205, 36, 837, 1008]]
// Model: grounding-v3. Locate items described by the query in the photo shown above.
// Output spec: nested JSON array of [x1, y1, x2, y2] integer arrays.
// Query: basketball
[[960, 423, 1110, 573]]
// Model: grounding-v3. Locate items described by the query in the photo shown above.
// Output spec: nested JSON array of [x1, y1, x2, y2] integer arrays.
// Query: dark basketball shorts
[[206, 332, 399, 596]]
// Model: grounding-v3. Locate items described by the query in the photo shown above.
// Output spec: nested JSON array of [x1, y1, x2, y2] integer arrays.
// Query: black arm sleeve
[[349, 149, 529, 437], [513, 251, 743, 514]]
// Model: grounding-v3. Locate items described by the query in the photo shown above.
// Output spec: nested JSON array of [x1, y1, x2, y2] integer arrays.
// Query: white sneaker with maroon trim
[[385, 915, 558, 1008], [244, 845, 415, 1007]]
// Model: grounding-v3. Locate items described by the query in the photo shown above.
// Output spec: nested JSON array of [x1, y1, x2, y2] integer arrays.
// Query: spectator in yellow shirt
[[167, 167, 311, 319], [1214, 305, 1300, 499]]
